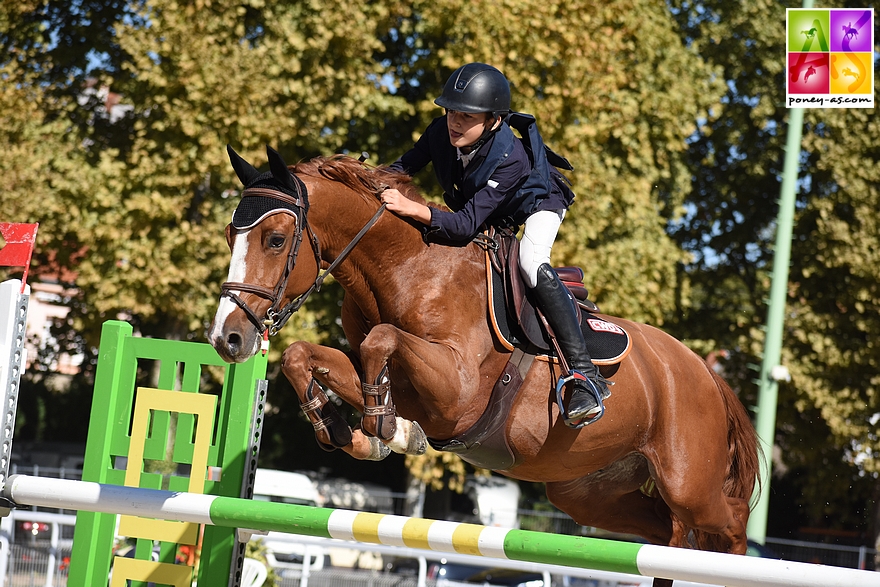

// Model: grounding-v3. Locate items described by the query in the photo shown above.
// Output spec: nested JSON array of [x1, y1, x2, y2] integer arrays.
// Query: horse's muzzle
[[209, 322, 259, 364]]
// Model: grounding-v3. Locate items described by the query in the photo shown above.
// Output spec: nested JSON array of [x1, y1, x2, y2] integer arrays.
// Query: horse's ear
[[227, 144, 261, 187], [266, 145, 298, 193]]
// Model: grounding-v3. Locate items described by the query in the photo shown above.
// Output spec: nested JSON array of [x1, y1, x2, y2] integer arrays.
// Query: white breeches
[[518, 209, 565, 289]]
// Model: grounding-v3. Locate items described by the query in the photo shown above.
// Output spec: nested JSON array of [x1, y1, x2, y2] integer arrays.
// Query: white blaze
[[210, 231, 250, 342]]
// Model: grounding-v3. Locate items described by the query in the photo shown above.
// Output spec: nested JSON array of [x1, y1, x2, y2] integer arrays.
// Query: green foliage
[[790, 94, 880, 476], [381, 0, 720, 323], [668, 0, 880, 538], [4, 0, 878, 541]]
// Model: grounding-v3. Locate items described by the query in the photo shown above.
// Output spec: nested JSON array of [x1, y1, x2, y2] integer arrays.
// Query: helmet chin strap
[[461, 115, 502, 154]]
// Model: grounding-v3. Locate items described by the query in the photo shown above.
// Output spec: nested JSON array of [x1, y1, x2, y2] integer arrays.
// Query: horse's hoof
[[327, 417, 354, 447], [313, 410, 353, 450], [406, 420, 427, 455], [386, 418, 428, 455], [365, 437, 392, 461], [315, 438, 337, 452]]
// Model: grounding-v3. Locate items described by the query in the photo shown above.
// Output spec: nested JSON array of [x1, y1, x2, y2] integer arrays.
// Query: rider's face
[[446, 110, 497, 150]]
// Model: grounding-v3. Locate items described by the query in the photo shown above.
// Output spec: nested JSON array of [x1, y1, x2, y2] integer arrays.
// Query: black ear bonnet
[[227, 145, 307, 230]]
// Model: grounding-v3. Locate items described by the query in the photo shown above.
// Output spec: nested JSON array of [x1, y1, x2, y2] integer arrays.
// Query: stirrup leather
[[555, 369, 607, 429]]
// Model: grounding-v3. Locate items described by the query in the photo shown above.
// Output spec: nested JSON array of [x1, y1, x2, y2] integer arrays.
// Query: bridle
[[220, 173, 387, 337]]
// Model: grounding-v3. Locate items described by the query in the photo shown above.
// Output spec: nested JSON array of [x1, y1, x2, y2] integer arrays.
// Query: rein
[[221, 174, 387, 336]]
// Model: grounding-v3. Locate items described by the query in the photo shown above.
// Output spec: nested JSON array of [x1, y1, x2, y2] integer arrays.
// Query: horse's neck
[[308, 189, 425, 316], [312, 192, 484, 327]]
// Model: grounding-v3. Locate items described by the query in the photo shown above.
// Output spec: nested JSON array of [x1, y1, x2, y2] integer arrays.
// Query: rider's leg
[[520, 210, 608, 422]]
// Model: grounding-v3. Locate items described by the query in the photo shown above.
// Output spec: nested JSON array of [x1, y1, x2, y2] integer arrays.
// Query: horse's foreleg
[[361, 362, 428, 455], [281, 341, 391, 460], [358, 323, 481, 443], [282, 340, 426, 458]]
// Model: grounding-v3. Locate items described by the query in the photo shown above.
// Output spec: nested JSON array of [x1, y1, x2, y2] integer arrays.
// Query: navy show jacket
[[390, 115, 571, 246]]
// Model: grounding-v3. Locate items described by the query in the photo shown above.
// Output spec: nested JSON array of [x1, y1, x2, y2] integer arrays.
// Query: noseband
[[220, 174, 386, 336]]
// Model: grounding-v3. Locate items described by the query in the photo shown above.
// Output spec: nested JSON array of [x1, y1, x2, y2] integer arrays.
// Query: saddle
[[426, 231, 631, 471], [487, 230, 630, 364]]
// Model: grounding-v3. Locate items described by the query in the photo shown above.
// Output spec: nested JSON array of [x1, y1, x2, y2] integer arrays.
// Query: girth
[[427, 349, 534, 470]]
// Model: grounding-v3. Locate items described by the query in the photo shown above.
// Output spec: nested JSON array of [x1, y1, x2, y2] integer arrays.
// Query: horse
[[843, 67, 859, 80], [209, 146, 761, 587], [805, 65, 817, 84]]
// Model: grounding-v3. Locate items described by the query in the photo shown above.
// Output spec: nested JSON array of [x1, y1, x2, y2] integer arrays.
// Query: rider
[[381, 62, 608, 424]]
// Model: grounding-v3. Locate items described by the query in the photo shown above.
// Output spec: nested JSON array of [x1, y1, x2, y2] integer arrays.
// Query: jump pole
[[4, 475, 878, 587]]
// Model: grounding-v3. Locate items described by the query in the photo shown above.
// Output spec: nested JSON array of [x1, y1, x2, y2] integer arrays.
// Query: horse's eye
[[268, 235, 286, 249]]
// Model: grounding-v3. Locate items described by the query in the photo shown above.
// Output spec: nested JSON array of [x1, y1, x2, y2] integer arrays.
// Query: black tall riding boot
[[532, 263, 608, 424]]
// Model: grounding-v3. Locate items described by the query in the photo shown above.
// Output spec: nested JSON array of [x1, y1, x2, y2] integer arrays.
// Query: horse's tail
[[693, 369, 763, 551]]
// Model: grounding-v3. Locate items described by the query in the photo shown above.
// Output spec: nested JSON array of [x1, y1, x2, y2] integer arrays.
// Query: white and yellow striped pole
[[4, 475, 878, 587]]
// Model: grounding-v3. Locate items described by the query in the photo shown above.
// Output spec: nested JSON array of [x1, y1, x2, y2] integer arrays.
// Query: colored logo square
[[788, 53, 829, 94], [788, 9, 830, 52], [830, 52, 872, 94], [830, 9, 872, 52], [785, 7, 874, 108]]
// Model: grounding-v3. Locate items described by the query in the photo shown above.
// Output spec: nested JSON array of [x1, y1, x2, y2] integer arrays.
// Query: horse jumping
[[209, 146, 761, 587]]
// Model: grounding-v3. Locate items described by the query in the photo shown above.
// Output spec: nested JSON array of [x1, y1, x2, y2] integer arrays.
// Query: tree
[[784, 82, 880, 543], [55, 0, 410, 347], [668, 0, 880, 544], [382, 0, 724, 324], [374, 0, 729, 493]]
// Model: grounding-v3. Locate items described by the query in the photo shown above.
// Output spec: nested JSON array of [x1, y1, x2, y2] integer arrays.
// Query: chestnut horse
[[209, 146, 761, 586]]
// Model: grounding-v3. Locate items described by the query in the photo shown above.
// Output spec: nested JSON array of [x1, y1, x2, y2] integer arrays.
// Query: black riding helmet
[[435, 63, 511, 119]]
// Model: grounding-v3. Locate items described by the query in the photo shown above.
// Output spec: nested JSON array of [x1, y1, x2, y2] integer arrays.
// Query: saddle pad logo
[[587, 319, 625, 336]]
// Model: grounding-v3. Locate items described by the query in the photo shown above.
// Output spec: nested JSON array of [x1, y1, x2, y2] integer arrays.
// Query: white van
[[416, 474, 522, 529], [251, 468, 325, 571], [465, 476, 521, 528]]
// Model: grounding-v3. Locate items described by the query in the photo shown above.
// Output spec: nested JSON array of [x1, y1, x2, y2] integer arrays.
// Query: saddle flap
[[484, 233, 631, 365], [502, 234, 529, 322], [500, 233, 580, 349]]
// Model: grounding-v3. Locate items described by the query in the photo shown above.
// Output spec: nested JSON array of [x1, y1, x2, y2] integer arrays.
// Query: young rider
[[381, 62, 608, 425]]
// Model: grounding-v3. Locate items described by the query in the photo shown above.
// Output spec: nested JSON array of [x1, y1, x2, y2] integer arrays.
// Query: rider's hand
[[380, 188, 431, 225]]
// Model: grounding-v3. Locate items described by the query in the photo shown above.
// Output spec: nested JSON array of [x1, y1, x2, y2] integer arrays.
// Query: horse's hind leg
[[652, 468, 750, 554], [546, 462, 687, 586], [698, 495, 751, 553], [544, 457, 674, 546], [646, 400, 751, 554]]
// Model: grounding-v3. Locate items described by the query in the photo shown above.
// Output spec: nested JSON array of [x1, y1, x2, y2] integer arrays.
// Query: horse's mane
[[292, 155, 431, 207]]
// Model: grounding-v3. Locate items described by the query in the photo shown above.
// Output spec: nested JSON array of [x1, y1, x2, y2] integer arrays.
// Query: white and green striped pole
[[4, 475, 878, 587]]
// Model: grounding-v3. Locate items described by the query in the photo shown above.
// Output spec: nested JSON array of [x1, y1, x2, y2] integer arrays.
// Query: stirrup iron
[[555, 369, 606, 429]]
